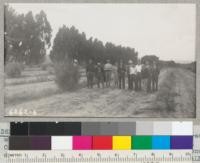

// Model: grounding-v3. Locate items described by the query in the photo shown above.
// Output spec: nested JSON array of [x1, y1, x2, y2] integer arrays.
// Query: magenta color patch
[[73, 136, 92, 150]]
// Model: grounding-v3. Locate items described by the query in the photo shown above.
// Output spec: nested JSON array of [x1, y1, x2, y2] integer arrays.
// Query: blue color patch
[[152, 136, 170, 149]]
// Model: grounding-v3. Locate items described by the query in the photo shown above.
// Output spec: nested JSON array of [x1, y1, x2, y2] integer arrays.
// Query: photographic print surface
[[4, 3, 196, 118]]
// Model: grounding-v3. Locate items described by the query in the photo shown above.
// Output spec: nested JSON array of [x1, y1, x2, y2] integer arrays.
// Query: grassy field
[[4, 67, 196, 118]]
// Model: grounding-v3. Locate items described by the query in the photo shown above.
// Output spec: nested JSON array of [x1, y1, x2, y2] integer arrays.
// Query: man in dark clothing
[[86, 59, 95, 88], [118, 60, 126, 89], [135, 59, 142, 91], [104, 60, 112, 87], [143, 61, 152, 93], [127, 60, 133, 90], [152, 61, 160, 92], [96, 62, 104, 88]]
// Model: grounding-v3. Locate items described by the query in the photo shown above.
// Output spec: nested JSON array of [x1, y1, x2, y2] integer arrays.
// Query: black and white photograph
[[4, 3, 196, 118]]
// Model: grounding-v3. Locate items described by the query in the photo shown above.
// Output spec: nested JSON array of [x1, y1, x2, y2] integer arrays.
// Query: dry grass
[[5, 75, 55, 86], [155, 69, 178, 112], [154, 68, 195, 118], [5, 62, 23, 78], [5, 81, 59, 106], [21, 70, 49, 77]]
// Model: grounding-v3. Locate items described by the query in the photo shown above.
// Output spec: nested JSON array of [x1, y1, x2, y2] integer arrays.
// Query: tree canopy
[[4, 5, 52, 65], [50, 25, 138, 64], [141, 55, 159, 64]]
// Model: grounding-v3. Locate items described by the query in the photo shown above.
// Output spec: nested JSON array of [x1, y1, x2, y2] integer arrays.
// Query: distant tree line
[[159, 60, 196, 73], [5, 5, 163, 67], [50, 25, 138, 64], [4, 5, 52, 65], [177, 61, 196, 73]]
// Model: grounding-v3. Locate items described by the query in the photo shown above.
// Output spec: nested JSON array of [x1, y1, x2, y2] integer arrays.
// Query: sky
[[8, 3, 196, 62]]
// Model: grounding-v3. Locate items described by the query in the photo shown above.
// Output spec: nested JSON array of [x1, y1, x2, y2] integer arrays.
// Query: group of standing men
[[86, 59, 160, 93]]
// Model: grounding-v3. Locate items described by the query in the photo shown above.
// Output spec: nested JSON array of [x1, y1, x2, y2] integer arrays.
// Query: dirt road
[[171, 68, 195, 117], [5, 68, 196, 118], [154, 68, 195, 118]]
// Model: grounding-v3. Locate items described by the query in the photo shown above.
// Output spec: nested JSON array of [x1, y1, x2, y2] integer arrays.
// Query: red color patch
[[92, 136, 112, 150]]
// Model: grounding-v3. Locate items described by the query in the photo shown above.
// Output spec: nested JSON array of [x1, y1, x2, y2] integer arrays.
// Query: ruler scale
[[2, 150, 192, 163]]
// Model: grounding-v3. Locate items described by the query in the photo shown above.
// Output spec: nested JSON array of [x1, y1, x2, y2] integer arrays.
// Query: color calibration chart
[[0, 121, 199, 163]]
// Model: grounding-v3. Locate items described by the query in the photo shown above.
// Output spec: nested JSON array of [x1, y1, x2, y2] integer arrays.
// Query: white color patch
[[51, 136, 72, 150], [172, 121, 193, 135]]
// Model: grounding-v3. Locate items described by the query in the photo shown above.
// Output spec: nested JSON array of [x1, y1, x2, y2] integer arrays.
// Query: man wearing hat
[[73, 59, 78, 67], [86, 59, 95, 88], [135, 59, 142, 91], [118, 60, 126, 89], [96, 62, 104, 88], [104, 59, 112, 87], [127, 60, 133, 90], [143, 60, 152, 92], [152, 61, 160, 92], [129, 60, 137, 90]]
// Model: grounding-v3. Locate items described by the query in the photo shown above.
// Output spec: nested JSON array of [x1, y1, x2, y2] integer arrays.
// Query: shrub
[[47, 66, 55, 75], [41, 63, 48, 70], [156, 71, 178, 112], [54, 62, 80, 91], [5, 62, 22, 78], [41, 62, 53, 70]]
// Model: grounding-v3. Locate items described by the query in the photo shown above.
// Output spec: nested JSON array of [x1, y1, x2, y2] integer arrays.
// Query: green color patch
[[132, 136, 152, 149]]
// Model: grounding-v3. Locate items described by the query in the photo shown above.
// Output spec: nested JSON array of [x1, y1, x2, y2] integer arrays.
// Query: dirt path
[[171, 68, 195, 118], [153, 68, 196, 118], [5, 68, 196, 118], [5, 87, 156, 117]]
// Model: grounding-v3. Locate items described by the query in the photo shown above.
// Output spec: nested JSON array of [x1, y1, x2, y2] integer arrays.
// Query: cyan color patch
[[152, 136, 170, 149]]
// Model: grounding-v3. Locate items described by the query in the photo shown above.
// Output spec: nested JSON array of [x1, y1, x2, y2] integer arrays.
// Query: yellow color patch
[[112, 136, 131, 150]]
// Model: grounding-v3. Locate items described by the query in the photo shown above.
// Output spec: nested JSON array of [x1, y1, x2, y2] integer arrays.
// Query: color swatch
[[10, 121, 193, 136], [9, 135, 193, 150], [29, 122, 81, 135], [9, 136, 31, 150], [153, 122, 172, 135], [81, 122, 136, 135], [9, 121, 193, 150], [10, 122, 29, 136], [136, 122, 154, 135], [170, 136, 193, 149], [132, 136, 152, 149], [172, 122, 193, 135], [152, 136, 170, 149], [30, 136, 51, 150], [92, 136, 112, 150], [112, 136, 132, 150], [73, 136, 92, 150], [51, 136, 72, 150]]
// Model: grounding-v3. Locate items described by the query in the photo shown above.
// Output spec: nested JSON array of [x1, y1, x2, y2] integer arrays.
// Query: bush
[[156, 71, 178, 112], [54, 62, 80, 91], [41, 63, 47, 70], [5, 62, 22, 78], [41, 62, 53, 70], [47, 66, 55, 75]]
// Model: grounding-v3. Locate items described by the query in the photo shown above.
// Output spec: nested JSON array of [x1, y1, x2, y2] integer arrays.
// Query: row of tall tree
[[4, 5, 52, 65], [5, 5, 144, 66], [50, 25, 138, 64]]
